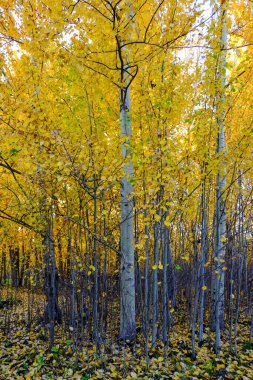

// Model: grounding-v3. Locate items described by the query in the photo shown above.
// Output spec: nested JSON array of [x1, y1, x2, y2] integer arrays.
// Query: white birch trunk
[[199, 180, 208, 344], [119, 5, 136, 339], [119, 83, 136, 340], [215, 0, 227, 354]]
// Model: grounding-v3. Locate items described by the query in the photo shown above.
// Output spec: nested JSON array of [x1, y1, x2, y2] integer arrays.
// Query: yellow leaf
[[155, 214, 161, 222], [164, 219, 171, 227]]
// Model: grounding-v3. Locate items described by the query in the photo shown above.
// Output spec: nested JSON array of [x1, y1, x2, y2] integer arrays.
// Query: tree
[[118, 2, 136, 342], [214, 0, 227, 354]]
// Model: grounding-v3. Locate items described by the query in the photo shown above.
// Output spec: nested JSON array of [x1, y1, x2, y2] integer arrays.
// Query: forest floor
[[0, 289, 253, 380]]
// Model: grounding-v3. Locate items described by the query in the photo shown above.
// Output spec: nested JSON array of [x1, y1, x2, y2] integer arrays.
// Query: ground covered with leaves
[[0, 291, 253, 380]]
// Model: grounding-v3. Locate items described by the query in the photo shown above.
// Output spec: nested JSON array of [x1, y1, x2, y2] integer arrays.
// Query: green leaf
[[10, 148, 18, 155], [51, 345, 59, 354]]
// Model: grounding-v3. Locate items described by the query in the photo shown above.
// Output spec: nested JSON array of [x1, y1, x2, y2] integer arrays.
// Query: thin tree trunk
[[199, 179, 208, 344], [0, 245, 7, 284], [93, 190, 99, 346], [162, 223, 170, 345], [119, 3, 136, 341], [44, 217, 61, 347], [152, 217, 160, 346], [214, 0, 227, 354]]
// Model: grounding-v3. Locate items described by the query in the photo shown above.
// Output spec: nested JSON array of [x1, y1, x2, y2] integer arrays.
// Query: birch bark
[[214, 0, 227, 354], [119, 2, 136, 341]]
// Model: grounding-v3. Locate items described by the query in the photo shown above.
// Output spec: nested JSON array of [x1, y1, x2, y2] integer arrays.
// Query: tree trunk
[[44, 215, 61, 347], [199, 179, 208, 344], [119, 10, 136, 338], [214, 0, 227, 354]]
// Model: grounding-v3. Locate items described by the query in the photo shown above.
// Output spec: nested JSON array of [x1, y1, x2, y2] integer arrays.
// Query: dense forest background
[[0, 0, 253, 379]]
